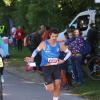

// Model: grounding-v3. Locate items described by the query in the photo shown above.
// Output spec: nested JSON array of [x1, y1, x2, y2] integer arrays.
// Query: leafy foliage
[[0, 0, 99, 34]]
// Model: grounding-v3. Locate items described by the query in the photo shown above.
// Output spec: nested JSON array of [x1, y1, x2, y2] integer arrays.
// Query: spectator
[[41, 26, 50, 41], [15, 26, 25, 51], [64, 31, 74, 75], [0, 36, 10, 59], [24, 32, 41, 53], [0, 36, 6, 58], [69, 29, 84, 85], [2, 36, 10, 59], [38, 25, 46, 35], [24, 32, 41, 70], [87, 23, 98, 55], [64, 31, 75, 46], [59, 31, 74, 90], [11, 26, 17, 46]]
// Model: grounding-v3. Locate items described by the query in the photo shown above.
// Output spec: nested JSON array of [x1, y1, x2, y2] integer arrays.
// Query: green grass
[[7, 46, 100, 100], [71, 64, 100, 100], [72, 77, 100, 100], [6, 46, 30, 70], [9, 46, 31, 60]]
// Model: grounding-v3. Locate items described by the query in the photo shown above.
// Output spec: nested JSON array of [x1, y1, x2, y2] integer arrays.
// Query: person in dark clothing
[[41, 26, 50, 41], [24, 32, 41, 70], [87, 23, 98, 55], [87, 23, 98, 74], [59, 31, 74, 89], [26, 32, 41, 53], [28, 32, 41, 66], [38, 25, 46, 35]]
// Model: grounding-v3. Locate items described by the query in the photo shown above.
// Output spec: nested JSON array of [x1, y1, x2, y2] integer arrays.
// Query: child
[[0, 55, 4, 83]]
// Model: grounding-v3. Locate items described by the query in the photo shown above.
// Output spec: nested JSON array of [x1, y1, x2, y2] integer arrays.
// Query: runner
[[25, 28, 71, 100]]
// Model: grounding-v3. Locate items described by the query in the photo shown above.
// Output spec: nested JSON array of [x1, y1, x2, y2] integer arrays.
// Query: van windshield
[[70, 15, 90, 31]]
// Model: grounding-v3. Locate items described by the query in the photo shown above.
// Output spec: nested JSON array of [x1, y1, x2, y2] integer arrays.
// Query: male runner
[[25, 28, 71, 100]]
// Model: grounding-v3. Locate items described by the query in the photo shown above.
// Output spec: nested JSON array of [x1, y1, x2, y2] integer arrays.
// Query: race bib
[[48, 58, 58, 65], [0, 57, 3, 67]]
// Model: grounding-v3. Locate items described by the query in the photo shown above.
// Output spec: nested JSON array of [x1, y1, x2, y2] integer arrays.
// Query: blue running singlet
[[40, 40, 60, 66]]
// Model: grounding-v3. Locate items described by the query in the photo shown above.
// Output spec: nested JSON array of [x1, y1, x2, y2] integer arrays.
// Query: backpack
[[80, 40, 91, 56]]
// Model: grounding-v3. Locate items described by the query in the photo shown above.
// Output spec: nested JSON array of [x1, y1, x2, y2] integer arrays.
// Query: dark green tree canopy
[[0, 0, 99, 34]]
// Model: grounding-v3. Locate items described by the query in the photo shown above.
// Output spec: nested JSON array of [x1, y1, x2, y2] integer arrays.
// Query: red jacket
[[15, 28, 24, 40]]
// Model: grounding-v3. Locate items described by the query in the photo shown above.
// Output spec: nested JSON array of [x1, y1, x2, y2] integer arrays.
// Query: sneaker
[[1, 75, 4, 83]]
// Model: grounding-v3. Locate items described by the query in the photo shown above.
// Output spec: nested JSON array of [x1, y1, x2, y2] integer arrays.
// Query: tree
[[10, 0, 30, 33], [0, 0, 97, 34], [26, 0, 54, 32]]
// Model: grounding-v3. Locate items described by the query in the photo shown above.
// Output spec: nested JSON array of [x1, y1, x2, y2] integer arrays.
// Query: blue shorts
[[42, 65, 61, 85]]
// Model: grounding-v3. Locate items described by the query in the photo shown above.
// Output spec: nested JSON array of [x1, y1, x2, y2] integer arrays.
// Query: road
[[3, 71, 87, 100]]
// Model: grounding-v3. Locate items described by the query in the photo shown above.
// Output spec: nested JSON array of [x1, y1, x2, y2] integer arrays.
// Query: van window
[[70, 15, 90, 31]]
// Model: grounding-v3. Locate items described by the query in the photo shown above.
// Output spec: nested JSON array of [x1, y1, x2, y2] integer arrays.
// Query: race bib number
[[0, 57, 3, 67], [48, 58, 58, 65]]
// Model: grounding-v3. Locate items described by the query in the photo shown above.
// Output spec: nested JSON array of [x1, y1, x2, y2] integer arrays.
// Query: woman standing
[[69, 29, 84, 85]]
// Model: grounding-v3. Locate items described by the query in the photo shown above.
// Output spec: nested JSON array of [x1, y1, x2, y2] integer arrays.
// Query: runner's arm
[[24, 41, 44, 62], [31, 41, 44, 58]]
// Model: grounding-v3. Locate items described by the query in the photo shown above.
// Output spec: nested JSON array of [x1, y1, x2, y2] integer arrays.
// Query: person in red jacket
[[15, 26, 25, 51]]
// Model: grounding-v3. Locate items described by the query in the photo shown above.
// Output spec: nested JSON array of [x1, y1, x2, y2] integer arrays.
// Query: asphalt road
[[3, 71, 87, 100]]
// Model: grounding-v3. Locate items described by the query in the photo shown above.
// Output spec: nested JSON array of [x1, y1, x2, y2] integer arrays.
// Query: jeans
[[66, 58, 73, 74], [13, 38, 17, 46], [71, 55, 83, 83]]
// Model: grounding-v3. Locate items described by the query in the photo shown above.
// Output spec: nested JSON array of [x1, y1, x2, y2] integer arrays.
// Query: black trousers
[[17, 40, 23, 51], [0, 67, 4, 75]]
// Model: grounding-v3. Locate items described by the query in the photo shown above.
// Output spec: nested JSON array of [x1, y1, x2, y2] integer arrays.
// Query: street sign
[[95, 0, 100, 3]]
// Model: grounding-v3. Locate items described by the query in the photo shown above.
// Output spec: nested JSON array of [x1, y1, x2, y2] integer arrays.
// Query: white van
[[57, 10, 96, 43]]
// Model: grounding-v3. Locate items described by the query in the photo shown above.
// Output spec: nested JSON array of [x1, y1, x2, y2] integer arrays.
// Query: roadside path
[[3, 71, 87, 100]]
